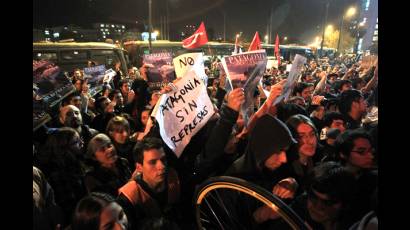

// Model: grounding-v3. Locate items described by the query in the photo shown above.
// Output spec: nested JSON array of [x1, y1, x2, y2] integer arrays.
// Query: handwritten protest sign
[[273, 54, 307, 105], [84, 65, 106, 96], [154, 70, 214, 157], [143, 52, 176, 90], [222, 50, 267, 124], [33, 60, 75, 107], [173, 52, 208, 85]]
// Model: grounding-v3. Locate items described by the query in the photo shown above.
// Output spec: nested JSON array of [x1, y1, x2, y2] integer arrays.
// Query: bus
[[261, 44, 315, 62], [123, 40, 236, 67], [33, 41, 129, 76]]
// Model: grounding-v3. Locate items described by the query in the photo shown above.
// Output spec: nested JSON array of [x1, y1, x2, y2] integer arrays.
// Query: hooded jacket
[[225, 114, 297, 190]]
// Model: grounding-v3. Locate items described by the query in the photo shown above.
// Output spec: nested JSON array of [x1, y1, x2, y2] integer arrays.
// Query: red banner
[[182, 22, 208, 49]]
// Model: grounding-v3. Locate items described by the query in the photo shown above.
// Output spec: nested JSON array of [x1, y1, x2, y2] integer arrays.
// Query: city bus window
[[61, 50, 88, 61]]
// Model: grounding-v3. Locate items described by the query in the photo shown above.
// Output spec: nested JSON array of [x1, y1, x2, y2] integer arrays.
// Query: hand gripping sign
[[154, 70, 215, 157]]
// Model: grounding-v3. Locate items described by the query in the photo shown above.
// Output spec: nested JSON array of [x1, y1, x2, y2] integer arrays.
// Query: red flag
[[182, 22, 208, 49], [248, 32, 261, 51], [274, 34, 281, 66]]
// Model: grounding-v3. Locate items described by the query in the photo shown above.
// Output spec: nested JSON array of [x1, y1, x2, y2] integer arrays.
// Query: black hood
[[226, 114, 297, 177]]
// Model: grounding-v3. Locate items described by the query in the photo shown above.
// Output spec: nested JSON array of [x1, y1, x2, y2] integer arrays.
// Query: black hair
[[286, 114, 318, 138], [94, 96, 109, 113], [293, 82, 314, 96], [277, 103, 308, 123], [132, 137, 164, 164], [71, 192, 116, 230], [338, 89, 363, 115], [334, 129, 372, 160], [323, 112, 346, 127], [307, 161, 355, 204], [108, 89, 122, 101]]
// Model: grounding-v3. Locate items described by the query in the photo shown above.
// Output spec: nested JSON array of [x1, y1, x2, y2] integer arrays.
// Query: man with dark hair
[[293, 82, 314, 103], [117, 137, 180, 230], [334, 79, 352, 94], [338, 89, 368, 130]]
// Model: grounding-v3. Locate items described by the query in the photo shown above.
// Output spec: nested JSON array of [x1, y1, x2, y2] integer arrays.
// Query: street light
[[337, 7, 356, 53]]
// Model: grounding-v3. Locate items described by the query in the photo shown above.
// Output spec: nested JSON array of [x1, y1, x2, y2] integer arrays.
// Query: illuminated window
[[100, 24, 104, 27]]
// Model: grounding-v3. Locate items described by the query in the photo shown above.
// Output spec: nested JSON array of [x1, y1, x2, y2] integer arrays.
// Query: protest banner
[[273, 54, 307, 105], [222, 50, 267, 125], [173, 52, 208, 85], [103, 68, 117, 84], [143, 52, 176, 90], [154, 70, 215, 157], [84, 65, 106, 96], [33, 60, 75, 107]]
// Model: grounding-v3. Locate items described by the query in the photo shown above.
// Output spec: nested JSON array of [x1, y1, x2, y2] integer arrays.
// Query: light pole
[[337, 7, 356, 54], [320, 1, 330, 57], [148, 0, 152, 53]]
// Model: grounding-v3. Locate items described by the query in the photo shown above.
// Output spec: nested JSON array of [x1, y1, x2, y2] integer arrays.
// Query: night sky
[[34, 0, 359, 44]]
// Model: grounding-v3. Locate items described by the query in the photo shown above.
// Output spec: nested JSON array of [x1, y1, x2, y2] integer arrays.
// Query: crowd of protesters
[[33, 52, 378, 230]]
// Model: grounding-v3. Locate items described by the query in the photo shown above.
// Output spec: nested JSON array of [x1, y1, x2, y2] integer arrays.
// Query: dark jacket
[[84, 157, 132, 197], [225, 114, 297, 191], [117, 168, 180, 230]]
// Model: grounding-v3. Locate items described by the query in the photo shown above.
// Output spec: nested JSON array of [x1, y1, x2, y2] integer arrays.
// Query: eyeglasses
[[351, 148, 374, 156], [307, 188, 340, 207]]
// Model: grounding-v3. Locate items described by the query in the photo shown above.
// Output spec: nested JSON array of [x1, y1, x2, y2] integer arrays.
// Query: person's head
[[351, 78, 365, 90], [82, 81, 90, 94], [293, 82, 314, 102], [248, 114, 297, 171], [306, 162, 355, 225], [288, 96, 306, 108], [109, 90, 124, 107], [140, 107, 152, 127], [323, 112, 346, 133], [327, 73, 338, 85], [102, 84, 112, 98], [72, 192, 128, 230], [338, 89, 367, 118], [335, 80, 352, 93], [59, 105, 83, 128], [149, 91, 161, 107], [44, 127, 84, 157], [73, 69, 83, 79], [95, 96, 112, 114], [276, 103, 308, 123], [119, 80, 130, 95], [286, 114, 318, 158], [301, 72, 314, 83], [87, 133, 118, 167], [133, 137, 167, 190], [73, 79, 84, 92], [106, 116, 130, 145], [335, 129, 375, 169], [62, 91, 82, 109]]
